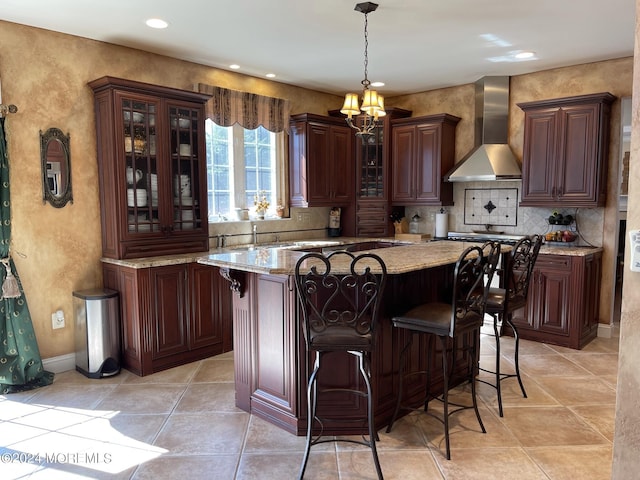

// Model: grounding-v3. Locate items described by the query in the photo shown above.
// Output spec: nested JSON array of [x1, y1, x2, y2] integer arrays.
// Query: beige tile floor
[[1, 325, 618, 479]]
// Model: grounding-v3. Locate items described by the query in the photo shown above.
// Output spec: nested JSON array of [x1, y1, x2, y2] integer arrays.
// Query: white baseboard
[[42, 353, 76, 373], [598, 323, 613, 339]]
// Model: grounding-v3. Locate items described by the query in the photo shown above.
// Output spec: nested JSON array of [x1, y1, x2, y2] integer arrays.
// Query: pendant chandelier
[[340, 2, 386, 141]]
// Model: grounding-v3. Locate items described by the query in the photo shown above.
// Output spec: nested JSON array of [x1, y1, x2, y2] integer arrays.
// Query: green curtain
[[0, 116, 54, 394]]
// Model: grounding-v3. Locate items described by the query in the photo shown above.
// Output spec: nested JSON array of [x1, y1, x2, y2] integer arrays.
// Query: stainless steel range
[[447, 231, 525, 246]]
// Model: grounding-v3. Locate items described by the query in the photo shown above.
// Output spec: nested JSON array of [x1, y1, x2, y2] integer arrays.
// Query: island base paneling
[[225, 263, 475, 436]]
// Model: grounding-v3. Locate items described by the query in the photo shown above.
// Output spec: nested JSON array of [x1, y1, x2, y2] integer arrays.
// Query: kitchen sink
[[292, 240, 342, 247], [227, 243, 297, 252]]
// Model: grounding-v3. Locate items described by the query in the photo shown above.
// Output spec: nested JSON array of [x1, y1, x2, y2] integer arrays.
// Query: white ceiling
[[1, 0, 635, 96]]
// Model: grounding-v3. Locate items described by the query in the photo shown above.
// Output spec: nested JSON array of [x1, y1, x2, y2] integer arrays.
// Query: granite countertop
[[196, 240, 499, 275], [100, 237, 602, 271], [539, 244, 603, 256]]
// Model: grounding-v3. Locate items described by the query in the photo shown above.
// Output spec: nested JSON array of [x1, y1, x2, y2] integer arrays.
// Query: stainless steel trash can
[[74, 288, 121, 378]]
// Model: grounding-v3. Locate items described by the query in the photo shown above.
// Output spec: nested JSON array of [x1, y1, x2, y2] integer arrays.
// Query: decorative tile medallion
[[463, 188, 518, 227]]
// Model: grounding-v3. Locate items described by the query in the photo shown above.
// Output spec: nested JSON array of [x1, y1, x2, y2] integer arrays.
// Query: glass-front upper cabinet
[[358, 125, 384, 198], [90, 76, 211, 259], [354, 108, 412, 200]]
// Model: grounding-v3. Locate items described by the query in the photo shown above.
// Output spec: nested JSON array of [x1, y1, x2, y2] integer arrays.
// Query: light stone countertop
[[100, 238, 602, 272], [539, 244, 603, 256], [197, 240, 501, 275]]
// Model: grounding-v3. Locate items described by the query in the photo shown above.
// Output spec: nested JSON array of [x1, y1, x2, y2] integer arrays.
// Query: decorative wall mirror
[[40, 127, 73, 208]]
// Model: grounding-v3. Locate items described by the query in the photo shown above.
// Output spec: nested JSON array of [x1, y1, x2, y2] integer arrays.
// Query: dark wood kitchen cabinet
[[353, 108, 412, 236], [518, 93, 615, 207], [289, 113, 354, 207], [102, 261, 233, 376], [509, 252, 601, 349], [390, 113, 460, 206], [90, 76, 211, 259]]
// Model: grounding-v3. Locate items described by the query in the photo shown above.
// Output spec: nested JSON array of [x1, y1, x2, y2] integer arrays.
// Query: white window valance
[[196, 84, 290, 133]]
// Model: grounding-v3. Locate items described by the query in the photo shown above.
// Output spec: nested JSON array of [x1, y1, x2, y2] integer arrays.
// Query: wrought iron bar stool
[[294, 250, 387, 480], [386, 242, 500, 460], [480, 234, 542, 417]]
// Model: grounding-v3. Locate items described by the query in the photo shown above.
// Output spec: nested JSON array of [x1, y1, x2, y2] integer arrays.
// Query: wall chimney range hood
[[445, 76, 522, 182]]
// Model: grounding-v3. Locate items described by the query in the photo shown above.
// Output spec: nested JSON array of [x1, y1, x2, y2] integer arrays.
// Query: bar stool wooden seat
[[386, 242, 500, 460], [294, 250, 387, 480], [480, 234, 542, 417]]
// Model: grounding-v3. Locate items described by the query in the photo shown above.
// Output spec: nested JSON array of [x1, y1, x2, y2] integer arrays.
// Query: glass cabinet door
[[122, 98, 160, 234], [120, 98, 203, 235], [169, 105, 202, 232], [359, 124, 384, 198]]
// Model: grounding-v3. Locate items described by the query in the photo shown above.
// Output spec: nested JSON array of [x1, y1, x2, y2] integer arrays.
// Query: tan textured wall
[[0, 20, 342, 359], [0, 19, 633, 361], [612, 1, 640, 476], [390, 59, 633, 328]]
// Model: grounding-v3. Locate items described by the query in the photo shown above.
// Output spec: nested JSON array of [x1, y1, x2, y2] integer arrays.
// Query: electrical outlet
[[52, 310, 65, 329], [296, 212, 311, 224]]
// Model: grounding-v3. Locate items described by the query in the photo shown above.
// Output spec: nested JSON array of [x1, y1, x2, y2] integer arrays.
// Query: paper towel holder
[[435, 208, 449, 239]]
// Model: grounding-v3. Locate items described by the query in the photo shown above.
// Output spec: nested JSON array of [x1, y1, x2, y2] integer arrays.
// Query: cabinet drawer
[[357, 201, 387, 213], [357, 212, 388, 225], [356, 225, 388, 237], [536, 254, 571, 269]]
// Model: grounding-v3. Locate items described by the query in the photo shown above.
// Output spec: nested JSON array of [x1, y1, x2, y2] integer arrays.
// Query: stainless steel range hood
[[445, 76, 521, 182]]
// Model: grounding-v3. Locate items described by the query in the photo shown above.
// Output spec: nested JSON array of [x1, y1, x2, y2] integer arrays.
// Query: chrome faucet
[[216, 234, 227, 248], [253, 224, 258, 244]]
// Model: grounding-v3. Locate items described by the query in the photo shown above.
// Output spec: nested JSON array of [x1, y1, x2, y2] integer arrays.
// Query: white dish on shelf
[[132, 112, 145, 123], [127, 188, 147, 207], [126, 167, 143, 185], [178, 144, 191, 156], [171, 118, 191, 129]]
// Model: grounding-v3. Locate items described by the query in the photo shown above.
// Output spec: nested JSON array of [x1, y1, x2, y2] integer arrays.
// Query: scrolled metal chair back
[[451, 242, 500, 336], [294, 251, 387, 343], [506, 234, 542, 304]]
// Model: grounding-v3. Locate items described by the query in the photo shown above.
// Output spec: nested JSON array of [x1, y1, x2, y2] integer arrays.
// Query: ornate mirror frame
[[40, 127, 73, 208]]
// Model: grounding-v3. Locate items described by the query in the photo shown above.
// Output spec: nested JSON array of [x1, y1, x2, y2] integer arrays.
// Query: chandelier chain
[[362, 13, 370, 89]]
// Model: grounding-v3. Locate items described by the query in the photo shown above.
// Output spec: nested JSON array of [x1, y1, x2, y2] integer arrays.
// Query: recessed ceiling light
[[145, 18, 168, 29], [371, 81, 385, 88], [265, 73, 276, 78], [515, 51, 535, 59], [229, 64, 240, 70]]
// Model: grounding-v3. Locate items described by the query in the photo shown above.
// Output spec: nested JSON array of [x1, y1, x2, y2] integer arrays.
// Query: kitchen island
[[197, 239, 491, 435]]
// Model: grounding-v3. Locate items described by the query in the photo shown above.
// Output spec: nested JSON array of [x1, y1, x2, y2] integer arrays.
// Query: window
[[205, 119, 284, 220]]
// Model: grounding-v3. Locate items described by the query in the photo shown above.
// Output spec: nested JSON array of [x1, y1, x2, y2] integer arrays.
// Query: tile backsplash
[[403, 181, 605, 247], [463, 188, 518, 228], [207, 183, 605, 248]]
